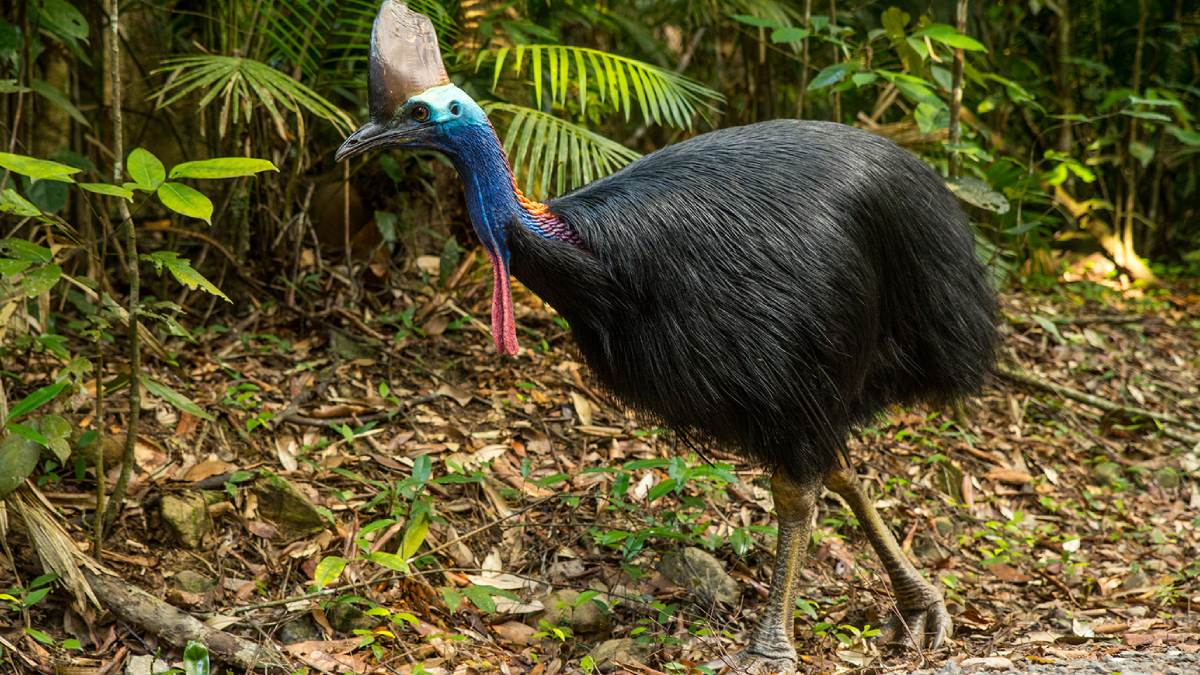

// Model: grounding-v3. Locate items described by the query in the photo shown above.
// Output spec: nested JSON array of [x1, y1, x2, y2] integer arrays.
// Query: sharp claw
[[878, 601, 952, 650]]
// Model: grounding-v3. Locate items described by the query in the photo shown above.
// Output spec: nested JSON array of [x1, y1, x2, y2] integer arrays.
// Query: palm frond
[[484, 102, 641, 200], [154, 55, 354, 139], [263, 0, 334, 81], [482, 45, 722, 128]]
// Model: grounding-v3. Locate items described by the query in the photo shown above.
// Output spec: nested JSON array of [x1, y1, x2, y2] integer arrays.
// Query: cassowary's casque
[[337, 2, 997, 672]]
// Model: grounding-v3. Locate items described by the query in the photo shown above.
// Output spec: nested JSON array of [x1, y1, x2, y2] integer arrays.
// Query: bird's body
[[512, 119, 996, 480], [338, 4, 998, 670]]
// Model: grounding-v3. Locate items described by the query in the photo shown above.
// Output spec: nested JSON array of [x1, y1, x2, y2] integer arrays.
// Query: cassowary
[[336, 2, 997, 672]]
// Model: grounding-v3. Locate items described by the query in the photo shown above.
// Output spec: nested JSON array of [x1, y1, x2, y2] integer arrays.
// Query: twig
[[103, 0, 140, 529], [1007, 312, 1149, 327], [947, 0, 968, 178], [997, 364, 1200, 443], [84, 569, 286, 669], [93, 353, 106, 557]]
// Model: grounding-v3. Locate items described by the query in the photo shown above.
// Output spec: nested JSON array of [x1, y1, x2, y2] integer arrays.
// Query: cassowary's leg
[[823, 465, 951, 648], [723, 470, 819, 674]]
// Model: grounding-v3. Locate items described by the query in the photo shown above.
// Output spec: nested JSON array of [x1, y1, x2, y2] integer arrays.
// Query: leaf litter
[[1, 268, 1198, 674]]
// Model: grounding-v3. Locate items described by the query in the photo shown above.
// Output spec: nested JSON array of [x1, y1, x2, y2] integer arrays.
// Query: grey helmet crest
[[368, 0, 449, 123]]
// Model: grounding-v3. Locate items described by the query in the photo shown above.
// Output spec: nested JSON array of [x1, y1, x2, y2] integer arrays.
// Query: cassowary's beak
[[335, 120, 431, 162], [335, 122, 387, 162]]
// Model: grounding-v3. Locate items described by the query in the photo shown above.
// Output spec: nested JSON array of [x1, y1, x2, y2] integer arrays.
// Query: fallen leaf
[[985, 468, 1033, 485]]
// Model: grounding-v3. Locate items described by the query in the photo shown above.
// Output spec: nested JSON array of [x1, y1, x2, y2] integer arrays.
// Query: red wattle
[[487, 252, 520, 356]]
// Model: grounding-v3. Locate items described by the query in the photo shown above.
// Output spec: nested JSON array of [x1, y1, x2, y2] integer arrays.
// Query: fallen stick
[[997, 364, 1200, 446], [84, 569, 287, 671]]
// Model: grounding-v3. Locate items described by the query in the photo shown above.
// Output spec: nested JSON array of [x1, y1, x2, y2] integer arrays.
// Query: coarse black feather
[[509, 119, 997, 481]]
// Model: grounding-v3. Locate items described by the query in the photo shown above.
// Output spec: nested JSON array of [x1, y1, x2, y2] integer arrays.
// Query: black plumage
[[511, 119, 997, 481]]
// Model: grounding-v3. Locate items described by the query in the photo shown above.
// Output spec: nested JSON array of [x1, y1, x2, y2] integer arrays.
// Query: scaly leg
[[719, 471, 819, 674], [823, 464, 951, 649]]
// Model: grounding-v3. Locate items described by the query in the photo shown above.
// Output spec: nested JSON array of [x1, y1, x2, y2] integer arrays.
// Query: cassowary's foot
[[708, 472, 818, 675], [879, 594, 952, 648], [711, 647, 797, 674], [823, 465, 955, 651]]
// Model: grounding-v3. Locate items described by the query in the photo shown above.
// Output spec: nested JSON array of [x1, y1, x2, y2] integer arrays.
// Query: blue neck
[[436, 123, 568, 252]]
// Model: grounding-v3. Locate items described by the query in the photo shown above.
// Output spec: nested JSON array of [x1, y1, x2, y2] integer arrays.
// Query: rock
[[1153, 466, 1181, 489], [125, 654, 171, 675], [658, 547, 739, 606], [327, 602, 377, 634], [492, 620, 537, 647], [1090, 460, 1123, 486], [329, 328, 379, 361], [161, 493, 212, 549], [959, 657, 1014, 670], [278, 614, 322, 644], [538, 589, 612, 636], [172, 570, 216, 594], [252, 473, 325, 539], [587, 638, 650, 670]]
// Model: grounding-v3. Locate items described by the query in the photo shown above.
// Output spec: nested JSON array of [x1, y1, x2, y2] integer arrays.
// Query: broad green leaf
[[947, 177, 1011, 214], [156, 182, 213, 223], [183, 641, 210, 675], [140, 376, 215, 421], [1120, 110, 1171, 122], [916, 24, 987, 52], [0, 152, 79, 182], [79, 183, 134, 201], [8, 422, 49, 447], [141, 251, 229, 301], [1168, 126, 1200, 146], [1129, 140, 1155, 167], [0, 435, 40, 499], [0, 239, 51, 263], [127, 148, 166, 190], [7, 381, 67, 421], [807, 62, 851, 91], [0, 189, 41, 217], [0, 79, 31, 94], [31, 79, 89, 127], [731, 14, 781, 28], [21, 264, 61, 297], [313, 556, 348, 590], [648, 478, 677, 501], [36, 0, 89, 41], [0, 259, 30, 276], [1126, 96, 1181, 108], [462, 585, 497, 613], [1031, 315, 1064, 343], [401, 512, 430, 560], [367, 551, 409, 573], [771, 27, 809, 43], [38, 414, 73, 463], [168, 158, 278, 180], [24, 627, 54, 646]]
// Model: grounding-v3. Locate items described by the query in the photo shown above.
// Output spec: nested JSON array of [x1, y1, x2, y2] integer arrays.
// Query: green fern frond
[[264, 0, 333, 81], [482, 45, 722, 128], [484, 102, 641, 200], [154, 55, 354, 138]]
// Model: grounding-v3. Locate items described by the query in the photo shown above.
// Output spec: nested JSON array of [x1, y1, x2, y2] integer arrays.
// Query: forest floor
[[1, 264, 1199, 675]]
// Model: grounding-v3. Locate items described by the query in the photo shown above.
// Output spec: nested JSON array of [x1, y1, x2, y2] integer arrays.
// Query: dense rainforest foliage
[[0, 1, 1198, 672]]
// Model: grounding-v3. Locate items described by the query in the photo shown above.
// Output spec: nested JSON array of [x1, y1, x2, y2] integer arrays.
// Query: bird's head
[[336, 0, 521, 356], [334, 0, 472, 161]]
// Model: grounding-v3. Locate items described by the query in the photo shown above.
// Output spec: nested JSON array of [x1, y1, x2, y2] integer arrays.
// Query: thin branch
[[947, 0, 968, 178], [997, 364, 1200, 443], [103, 0, 141, 529]]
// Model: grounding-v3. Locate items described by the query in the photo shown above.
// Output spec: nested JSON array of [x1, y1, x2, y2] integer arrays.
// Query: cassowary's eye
[[411, 103, 430, 122], [449, 102, 462, 116]]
